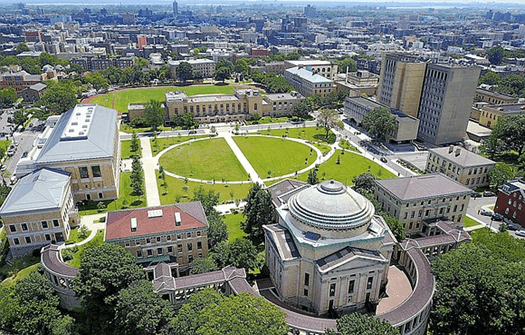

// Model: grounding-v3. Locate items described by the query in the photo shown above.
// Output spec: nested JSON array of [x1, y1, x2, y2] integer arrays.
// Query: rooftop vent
[[148, 209, 163, 218], [131, 218, 137, 232], [175, 212, 181, 226]]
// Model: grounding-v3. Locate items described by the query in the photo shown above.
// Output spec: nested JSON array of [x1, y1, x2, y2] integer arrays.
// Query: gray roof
[[375, 173, 472, 201], [429, 146, 495, 167], [0, 168, 70, 215], [286, 67, 333, 84], [27, 83, 47, 91], [36, 104, 118, 164], [41, 244, 79, 277], [316, 246, 386, 272]]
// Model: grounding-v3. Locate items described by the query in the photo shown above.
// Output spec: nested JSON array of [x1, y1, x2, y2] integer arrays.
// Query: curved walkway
[[59, 213, 107, 250]]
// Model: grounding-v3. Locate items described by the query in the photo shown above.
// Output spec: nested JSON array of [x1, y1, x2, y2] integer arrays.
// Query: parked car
[[7, 149, 15, 157], [483, 190, 497, 197], [188, 130, 197, 135], [0, 165, 6, 171], [479, 208, 494, 216], [21, 151, 28, 158], [471, 192, 482, 198], [515, 230, 525, 237], [492, 213, 504, 221]]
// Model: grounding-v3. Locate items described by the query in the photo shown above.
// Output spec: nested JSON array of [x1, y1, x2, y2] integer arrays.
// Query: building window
[[147, 249, 153, 257], [197, 231, 201, 237], [167, 235, 171, 241], [304, 289, 309, 297], [53, 219, 59, 227], [329, 283, 336, 297], [13, 238, 19, 245], [137, 250, 142, 257], [25, 236, 31, 244], [21, 223, 28, 231], [304, 273, 310, 286], [187, 232, 191, 238], [348, 280, 355, 294], [167, 246, 173, 253], [367, 277, 373, 290], [45, 234, 51, 241], [178, 244, 183, 252], [157, 248, 163, 255], [42, 221, 48, 229], [157, 236, 161, 242], [146, 238, 151, 244], [188, 255, 193, 263], [92, 166, 102, 178], [187, 243, 193, 251], [79, 167, 89, 179], [197, 241, 202, 250], [9, 225, 16, 233]]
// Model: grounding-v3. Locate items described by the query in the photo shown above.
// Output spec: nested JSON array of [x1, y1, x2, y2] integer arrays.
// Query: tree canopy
[[41, 84, 77, 114], [317, 109, 344, 138], [242, 182, 274, 245], [362, 107, 397, 142], [352, 172, 376, 194], [488, 162, 515, 191], [0, 88, 17, 107], [176, 62, 193, 82], [481, 114, 525, 158], [325, 313, 400, 335]]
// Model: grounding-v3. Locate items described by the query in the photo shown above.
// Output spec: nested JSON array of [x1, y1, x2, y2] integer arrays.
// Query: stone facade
[[284, 67, 334, 97], [426, 146, 495, 189]]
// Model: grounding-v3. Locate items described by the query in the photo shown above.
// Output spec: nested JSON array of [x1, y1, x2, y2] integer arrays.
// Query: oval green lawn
[[234, 136, 315, 178], [159, 138, 248, 181]]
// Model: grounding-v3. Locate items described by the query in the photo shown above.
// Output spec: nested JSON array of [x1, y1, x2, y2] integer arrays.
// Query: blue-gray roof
[[0, 168, 70, 215], [36, 104, 118, 163], [286, 67, 333, 84]]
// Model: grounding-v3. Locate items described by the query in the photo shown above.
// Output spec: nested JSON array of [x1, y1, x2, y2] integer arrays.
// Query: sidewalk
[[222, 133, 264, 184], [140, 137, 161, 207], [60, 213, 107, 250]]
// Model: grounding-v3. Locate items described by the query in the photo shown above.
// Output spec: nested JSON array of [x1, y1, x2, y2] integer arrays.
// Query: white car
[[479, 208, 494, 216], [515, 230, 525, 238]]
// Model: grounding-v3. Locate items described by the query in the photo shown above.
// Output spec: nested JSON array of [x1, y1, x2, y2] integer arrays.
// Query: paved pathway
[[140, 137, 161, 207], [223, 134, 264, 184], [60, 213, 107, 250]]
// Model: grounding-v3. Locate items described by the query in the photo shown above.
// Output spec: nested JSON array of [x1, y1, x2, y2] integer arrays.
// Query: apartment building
[[0, 70, 50, 94], [168, 59, 216, 79], [15, 104, 120, 202], [284, 67, 334, 97], [0, 168, 78, 258], [374, 174, 472, 235], [495, 178, 525, 227], [105, 203, 209, 276], [426, 146, 495, 189], [478, 103, 525, 129]]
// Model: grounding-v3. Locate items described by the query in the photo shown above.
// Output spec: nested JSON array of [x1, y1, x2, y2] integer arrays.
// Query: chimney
[[455, 148, 461, 157], [448, 145, 454, 153]]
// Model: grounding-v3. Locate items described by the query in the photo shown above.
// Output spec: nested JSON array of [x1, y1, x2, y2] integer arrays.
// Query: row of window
[[136, 246, 203, 261], [79, 165, 102, 179], [507, 198, 523, 210], [125, 231, 203, 246], [9, 219, 61, 233]]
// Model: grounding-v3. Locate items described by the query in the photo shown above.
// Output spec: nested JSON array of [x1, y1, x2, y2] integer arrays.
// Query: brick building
[[495, 179, 525, 227]]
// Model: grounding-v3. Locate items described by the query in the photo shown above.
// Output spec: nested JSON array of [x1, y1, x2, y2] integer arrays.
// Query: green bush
[[61, 246, 79, 261]]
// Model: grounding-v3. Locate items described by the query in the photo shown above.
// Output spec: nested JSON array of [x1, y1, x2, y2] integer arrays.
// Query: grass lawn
[[159, 138, 248, 181], [151, 135, 209, 156], [312, 142, 332, 156], [78, 172, 146, 216], [222, 213, 247, 242], [0, 140, 12, 154], [259, 126, 336, 144], [158, 172, 252, 205], [67, 229, 105, 268], [0, 255, 40, 289], [66, 226, 92, 244], [90, 85, 242, 114], [234, 136, 314, 178], [464, 216, 482, 228], [295, 150, 396, 185], [121, 140, 142, 159]]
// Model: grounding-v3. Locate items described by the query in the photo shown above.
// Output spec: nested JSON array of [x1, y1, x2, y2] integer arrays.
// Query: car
[[0, 165, 6, 171], [13, 141, 19, 147], [515, 230, 525, 237], [188, 130, 197, 135], [492, 213, 504, 221], [7, 150, 15, 157], [507, 223, 520, 231], [380, 157, 388, 163], [479, 208, 494, 216], [21, 151, 28, 158], [471, 192, 482, 198], [483, 190, 497, 197]]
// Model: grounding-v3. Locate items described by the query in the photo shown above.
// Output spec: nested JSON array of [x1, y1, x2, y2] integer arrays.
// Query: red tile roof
[[105, 202, 208, 241]]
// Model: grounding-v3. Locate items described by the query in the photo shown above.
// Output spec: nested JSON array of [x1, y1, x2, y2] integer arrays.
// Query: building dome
[[287, 180, 375, 232]]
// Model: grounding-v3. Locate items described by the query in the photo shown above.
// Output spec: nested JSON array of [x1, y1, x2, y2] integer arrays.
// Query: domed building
[[264, 179, 396, 316]]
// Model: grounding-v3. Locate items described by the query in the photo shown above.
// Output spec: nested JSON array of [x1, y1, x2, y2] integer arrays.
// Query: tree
[[478, 71, 500, 86], [488, 162, 515, 191], [84, 72, 109, 91], [15, 43, 30, 54], [226, 238, 260, 272], [72, 244, 143, 334], [430, 243, 525, 335], [352, 172, 376, 194], [290, 100, 313, 119], [176, 62, 193, 82], [131, 131, 139, 152], [131, 155, 144, 196], [307, 169, 319, 185], [486, 46, 506, 65], [172, 289, 288, 335], [0, 88, 17, 107], [213, 66, 231, 83], [234, 59, 249, 75], [499, 74, 525, 97], [41, 84, 77, 114], [8, 109, 28, 127], [207, 210, 228, 250], [325, 313, 399, 335], [251, 112, 261, 122], [114, 280, 174, 335], [178, 112, 197, 130], [0, 272, 74, 335], [488, 115, 525, 156], [192, 186, 220, 215], [362, 107, 397, 142], [144, 100, 165, 131], [243, 183, 274, 245], [338, 56, 357, 73], [190, 255, 218, 274], [317, 109, 344, 138], [383, 216, 406, 241]]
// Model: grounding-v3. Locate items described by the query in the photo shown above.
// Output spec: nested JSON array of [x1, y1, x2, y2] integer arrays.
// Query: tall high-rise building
[[417, 64, 480, 145], [304, 4, 316, 18], [377, 52, 426, 118], [173, 1, 178, 16]]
